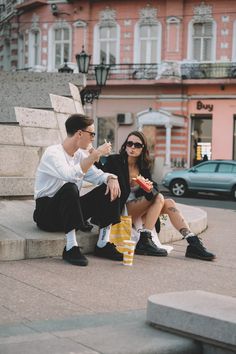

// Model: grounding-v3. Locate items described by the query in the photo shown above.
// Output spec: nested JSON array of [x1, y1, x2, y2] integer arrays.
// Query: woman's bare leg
[[127, 193, 165, 230], [160, 198, 193, 237]]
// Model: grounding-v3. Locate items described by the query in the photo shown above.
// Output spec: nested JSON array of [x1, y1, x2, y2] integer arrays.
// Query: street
[[161, 189, 236, 211]]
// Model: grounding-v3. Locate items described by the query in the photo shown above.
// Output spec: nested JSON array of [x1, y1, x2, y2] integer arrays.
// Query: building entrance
[[191, 115, 212, 166]]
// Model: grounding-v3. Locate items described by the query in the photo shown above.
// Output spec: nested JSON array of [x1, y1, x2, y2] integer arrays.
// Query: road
[[160, 188, 236, 211]]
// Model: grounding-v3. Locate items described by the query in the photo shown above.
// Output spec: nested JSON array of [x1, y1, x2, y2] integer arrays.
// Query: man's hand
[[89, 142, 112, 162], [97, 141, 112, 156], [105, 178, 121, 201]]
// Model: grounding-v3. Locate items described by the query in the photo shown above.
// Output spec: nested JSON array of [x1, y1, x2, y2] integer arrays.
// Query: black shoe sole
[[185, 253, 215, 261], [94, 252, 123, 261], [63, 258, 88, 266], [135, 249, 168, 257]]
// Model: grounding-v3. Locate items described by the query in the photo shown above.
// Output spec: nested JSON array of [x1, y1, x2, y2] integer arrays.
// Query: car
[[162, 160, 236, 200]]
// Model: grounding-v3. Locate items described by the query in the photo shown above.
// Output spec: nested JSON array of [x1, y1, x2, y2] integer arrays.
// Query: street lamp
[[75, 47, 110, 105]]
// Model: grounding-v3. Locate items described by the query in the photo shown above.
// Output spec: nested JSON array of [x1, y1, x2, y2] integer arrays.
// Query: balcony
[[87, 62, 236, 82], [181, 62, 236, 79]]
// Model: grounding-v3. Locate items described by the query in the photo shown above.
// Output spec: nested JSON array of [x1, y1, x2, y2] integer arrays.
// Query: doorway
[[191, 115, 212, 166]]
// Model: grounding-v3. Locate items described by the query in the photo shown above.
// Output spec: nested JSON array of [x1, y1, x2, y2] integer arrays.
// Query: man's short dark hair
[[65, 114, 94, 136]]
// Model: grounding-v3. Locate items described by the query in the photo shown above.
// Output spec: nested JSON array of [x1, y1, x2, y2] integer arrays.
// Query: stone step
[[0, 310, 200, 354], [147, 290, 236, 353], [0, 199, 207, 261]]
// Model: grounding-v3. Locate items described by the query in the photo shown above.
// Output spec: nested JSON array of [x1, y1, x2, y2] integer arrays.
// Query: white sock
[[141, 228, 153, 234], [184, 232, 195, 239], [66, 229, 78, 251], [97, 225, 111, 248]]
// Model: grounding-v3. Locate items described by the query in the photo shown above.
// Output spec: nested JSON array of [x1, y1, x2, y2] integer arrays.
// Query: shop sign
[[196, 101, 213, 112]]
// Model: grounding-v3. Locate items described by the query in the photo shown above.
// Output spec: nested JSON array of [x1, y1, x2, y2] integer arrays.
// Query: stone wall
[[0, 72, 83, 123], [0, 82, 84, 196]]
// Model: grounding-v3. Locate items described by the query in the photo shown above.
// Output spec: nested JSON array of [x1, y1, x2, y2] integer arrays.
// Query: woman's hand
[[133, 175, 153, 192]]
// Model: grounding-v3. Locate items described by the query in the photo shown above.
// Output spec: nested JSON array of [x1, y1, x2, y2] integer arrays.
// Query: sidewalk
[[0, 202, 235, 353]]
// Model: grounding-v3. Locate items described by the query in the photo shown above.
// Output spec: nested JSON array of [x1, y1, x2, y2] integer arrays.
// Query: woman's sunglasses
[[126, 141, 143, 149]]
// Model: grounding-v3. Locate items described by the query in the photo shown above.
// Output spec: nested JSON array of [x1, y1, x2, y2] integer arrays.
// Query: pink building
[[1, 0, 236, 170]]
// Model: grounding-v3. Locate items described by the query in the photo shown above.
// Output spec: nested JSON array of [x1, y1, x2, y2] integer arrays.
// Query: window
[[191, 116, 212, 166], [99, 26, 118, 64], [18, 33, 25, 69], [97, 117, 116, 151], [3, 39, 10, 71], [218, 164, 233, 173], [195, 163, 217, 173], [193, 22, 213, 61], [234, 116, 236, 160], [134, 23, 161, 63], [29, 30, 41, 67], [54, 27, 70, 68], [140, 25, 159, 63]]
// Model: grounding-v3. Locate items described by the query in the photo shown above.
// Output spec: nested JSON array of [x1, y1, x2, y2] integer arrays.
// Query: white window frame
[[133, 21, 162, 64], [93, 23, 120, 65], [28, 29, 41, 68], [3, 39, 10, 71], [232, 20, 236, 61], [187, 20, 216, 62], [17, 33, 25, 69], [48, 21, 72, 72]]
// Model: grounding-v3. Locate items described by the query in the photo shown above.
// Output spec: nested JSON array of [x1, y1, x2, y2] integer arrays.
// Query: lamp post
[[75, 47, 110, 105]]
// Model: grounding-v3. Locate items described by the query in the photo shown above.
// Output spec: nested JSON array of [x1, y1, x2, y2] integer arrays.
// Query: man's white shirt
[[34, 144, 111, 199]]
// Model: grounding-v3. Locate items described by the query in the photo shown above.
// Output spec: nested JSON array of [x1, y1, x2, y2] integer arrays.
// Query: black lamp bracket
[[80, 87, 101, 105]]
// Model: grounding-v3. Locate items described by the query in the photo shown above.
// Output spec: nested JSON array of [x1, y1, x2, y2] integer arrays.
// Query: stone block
[[26, 228, 98, 259], [22, 127, 62, 146], [0, 125, 23, 145], [147, 290, 236, 352], [0, 146, 40, 177], [50, 94, 76, 114], [74, 100, 85, 114], [15, 107, 57, 128], [69, 82, 82, 102], [0, 226, 25, 261], [0, 177, 35, 196], [55, 112, 69, 140]]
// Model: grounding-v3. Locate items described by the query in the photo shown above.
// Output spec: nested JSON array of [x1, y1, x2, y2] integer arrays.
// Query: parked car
[[162, 160, 236, 200]]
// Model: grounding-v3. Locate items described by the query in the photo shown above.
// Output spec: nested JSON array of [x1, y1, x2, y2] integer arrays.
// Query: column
[[165, 123, 172, 166]]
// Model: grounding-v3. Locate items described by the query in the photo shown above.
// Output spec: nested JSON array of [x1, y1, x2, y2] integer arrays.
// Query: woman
[[102, 131, 215, 261]]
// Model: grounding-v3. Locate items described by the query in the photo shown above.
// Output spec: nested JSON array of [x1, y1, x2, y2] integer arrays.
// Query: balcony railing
[[181, 62, 236, 79], [87, 62, 236, 81]]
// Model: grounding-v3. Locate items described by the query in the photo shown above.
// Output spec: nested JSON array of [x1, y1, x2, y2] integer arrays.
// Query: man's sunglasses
[[82, 130, 96, 138], [126, 141, 143, 149]]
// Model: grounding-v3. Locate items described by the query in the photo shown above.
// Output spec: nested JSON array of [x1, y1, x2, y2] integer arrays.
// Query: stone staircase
[[0, 83, 84, 197]]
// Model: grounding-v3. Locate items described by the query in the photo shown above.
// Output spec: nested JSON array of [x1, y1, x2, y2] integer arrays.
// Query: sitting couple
[[33, 113, 215, 266]]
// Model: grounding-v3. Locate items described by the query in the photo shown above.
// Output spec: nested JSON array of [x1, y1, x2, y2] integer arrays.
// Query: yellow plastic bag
[[110, 216, 132, 253]]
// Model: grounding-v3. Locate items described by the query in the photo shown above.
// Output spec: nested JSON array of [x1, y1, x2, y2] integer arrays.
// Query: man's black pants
[[33, 183, 121, 233]]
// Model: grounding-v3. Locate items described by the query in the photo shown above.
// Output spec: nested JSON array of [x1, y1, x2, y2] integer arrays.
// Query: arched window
[[48, 21, 72, 71], [93, 8, 120, 65], [28, 29, 41, 67], [134, 6, 161, 64], [187, 2, 216, 62], [99, 25, 118, 64], [193, 22, 213, 61]]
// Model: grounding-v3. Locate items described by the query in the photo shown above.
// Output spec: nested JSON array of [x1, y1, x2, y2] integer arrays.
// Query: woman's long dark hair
[[119, 131, 151, 170]]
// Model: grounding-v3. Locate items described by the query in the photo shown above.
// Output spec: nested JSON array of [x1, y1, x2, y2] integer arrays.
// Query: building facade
[[1, 0, 236, 170]]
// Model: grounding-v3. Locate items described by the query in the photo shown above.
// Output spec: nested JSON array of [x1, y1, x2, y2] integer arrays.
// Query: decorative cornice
[[99, 7, 117, 27], [30, 14, 40, 31], [193, 1, 213, 22], [139, 5, 158, 25]]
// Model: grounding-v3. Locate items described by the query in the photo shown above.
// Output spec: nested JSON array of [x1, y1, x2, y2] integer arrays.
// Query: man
[[33, 114, 122, 266]]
